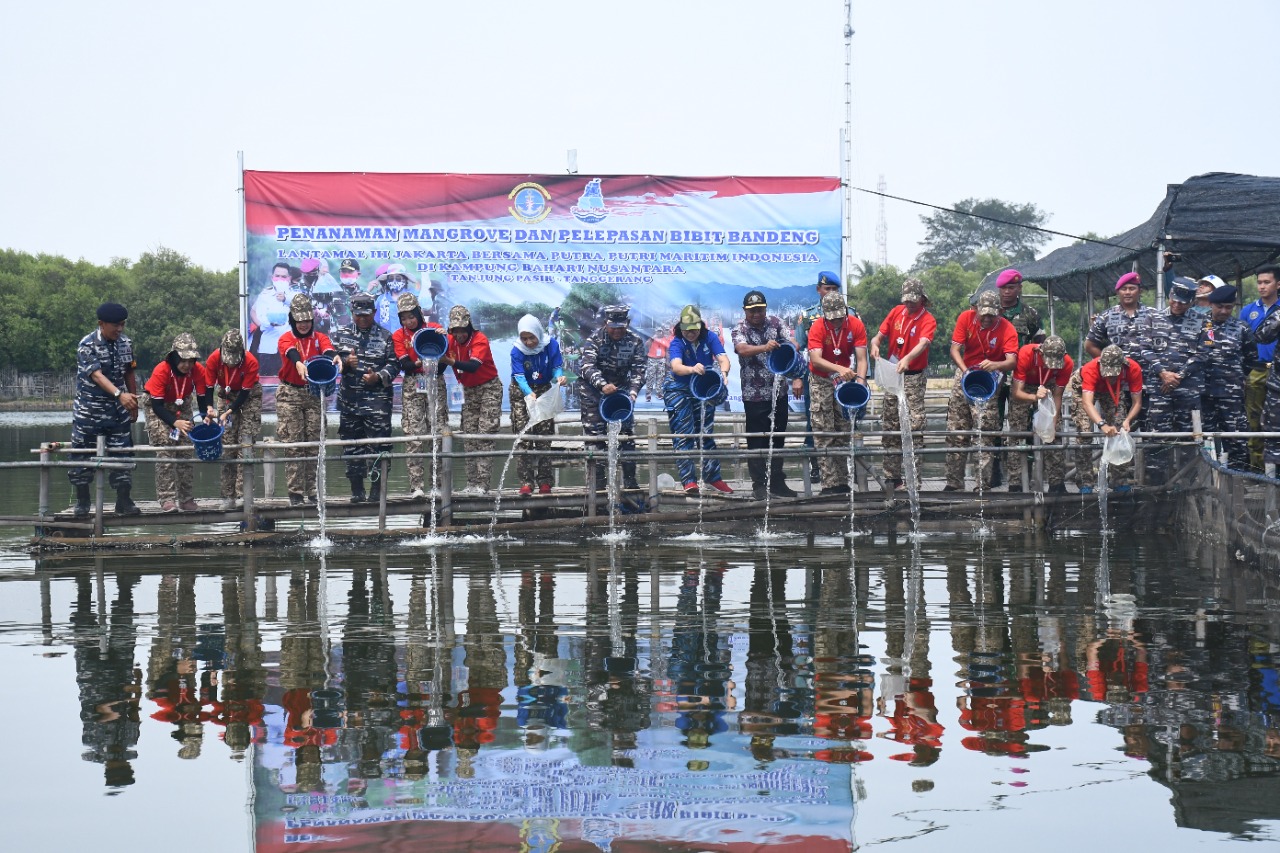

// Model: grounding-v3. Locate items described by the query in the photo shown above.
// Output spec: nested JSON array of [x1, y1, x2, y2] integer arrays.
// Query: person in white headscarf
[[508, 314, 565, 495]]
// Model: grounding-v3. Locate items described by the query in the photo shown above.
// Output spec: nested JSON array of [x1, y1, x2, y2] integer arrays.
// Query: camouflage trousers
[[944, 369, 1002, 490], [510, 382, 556, 487], [1201, 394, 1250, 471], [275, 382, 322, 498], [143, 395, 195, 503], [402, 374, 449, 493], [217, 386, 262, 499], [338, 387, 393, 481], [1008, 397, 1065, 487], [68, 417, 134, 489], [1069, 389, 1133, 486], [1246, 368, 1269, 471], [881, 372, 926, 483], [810, 376, 852, 489], [644, 357, 666, 401], [460, 377, 503, 489]]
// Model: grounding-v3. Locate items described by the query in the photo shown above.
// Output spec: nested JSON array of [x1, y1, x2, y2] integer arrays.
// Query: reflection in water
[[19, 534, 1280, 848]]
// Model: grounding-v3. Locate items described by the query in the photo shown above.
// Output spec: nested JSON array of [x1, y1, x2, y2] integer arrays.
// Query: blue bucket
[[412, 327, 448, 359], [305, 356, 339, 397], [690, 370, 725, 402], [961, 369, 1000, 403], [189, 422, 225, 462], [766, 342, 808, 379], [599, 391, 634, 423], [834, 380, 870, 413]]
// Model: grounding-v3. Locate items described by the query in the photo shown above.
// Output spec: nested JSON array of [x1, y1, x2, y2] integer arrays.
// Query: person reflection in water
[[740, 565, 804, 763], [812, 564, 874, 764], [670, 562, 734, 751], [73, 573, 142, 788], [453, 569, 507, 776], [584, 557, 652, 767]]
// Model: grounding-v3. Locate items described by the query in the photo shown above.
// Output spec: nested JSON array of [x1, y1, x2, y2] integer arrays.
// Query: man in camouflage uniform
[[577, 304, 647, 490], [1145, 279, 1207, 482], [1199, 285, 1259, 471], [1076, 345, 1143, 489], [332, 294, 400, 503], [69, 302, 141, 517], [991, 269, 1041, 487], [944, 290, 1018, 491], [797, 271, 853, 482], [1253, 304, 1280, 471], [393, 292, 449, 500], [1085, 272, 1169, 431], [869, 278, 936, 490]]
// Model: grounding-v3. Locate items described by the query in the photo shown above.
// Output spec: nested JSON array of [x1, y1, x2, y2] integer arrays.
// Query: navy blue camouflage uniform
[[1199, 316, 1259, 470], [1141, 307, 1208, 480], [1254, 309, 1280, 466], [332, 323, 399, 484], [69, 329, 136, 489], [1087, 305, 1170, 430], [577, 325, 647, 485]]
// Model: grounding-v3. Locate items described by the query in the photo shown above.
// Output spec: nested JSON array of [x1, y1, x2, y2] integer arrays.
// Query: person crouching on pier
[[442, 304, 501, 496], [276, 294, 340, 506], [665, 304, 733, 495], [392, 292, 450, 500], [1076, 345, 1143, 492], [510, 314, 566, 496], [869, 278, 935, 492], [206, 330, 261, 511], [1008, 335, 1073, 493], [143, 333, 213, 513], [944, 290, 1018, 492]]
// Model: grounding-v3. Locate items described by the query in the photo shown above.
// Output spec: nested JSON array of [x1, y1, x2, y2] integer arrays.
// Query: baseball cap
[[679, 305, 704, 330], [351, 294, 375, 315], [290, 294, 314, 322], [1040, 335, 1066, 369], [742, 290, 767, 309], [603, 304, 630, 328], [901, 278, 928, 303], [1169, 277, 1197, 303], [171, 333, 200, 360], [976, 290, 1001, 317], [821, 291, 847, 321], [1099, 344, 1126, 377], [220, 329, 245, 366], [396, 292, 420, 313]]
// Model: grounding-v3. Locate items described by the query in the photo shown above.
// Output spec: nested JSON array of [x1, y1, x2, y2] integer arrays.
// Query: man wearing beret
[[1085, 273, 1170, 438], [1199, 284, 1259, 471], [68, 303, 141, 517], [991, 269, 1040, 487]]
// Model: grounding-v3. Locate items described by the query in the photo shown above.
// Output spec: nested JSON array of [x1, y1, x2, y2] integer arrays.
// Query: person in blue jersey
[[664, 304, 733, 494], [509, 314, 566, 495]]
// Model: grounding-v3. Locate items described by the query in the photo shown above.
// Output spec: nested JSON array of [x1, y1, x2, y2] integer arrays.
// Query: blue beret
[[1207, 285, 1237, 304], [96, 302, 128, 323], [817, 270, 841, 287]]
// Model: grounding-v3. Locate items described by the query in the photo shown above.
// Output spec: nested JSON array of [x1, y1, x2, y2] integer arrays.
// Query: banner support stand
[[237, 150, 248, 338]]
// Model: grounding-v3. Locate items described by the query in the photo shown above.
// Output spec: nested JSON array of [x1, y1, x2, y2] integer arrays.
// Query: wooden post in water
[[647, 417, 660, 513], [440, 434, 453, 527], [242, 444, 257, 533], [262, 443, 276, 497], [733, 421, 745, 484], [801, 452, 813, 497], [94, 435, 106, 537], [585, 457, 597, 518], [854, 433, 867, 491], [377, 456, 388, 532], [38, 444, 50, 521]]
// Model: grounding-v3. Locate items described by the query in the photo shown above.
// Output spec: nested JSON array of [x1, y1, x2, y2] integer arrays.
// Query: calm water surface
[[1, 416, 1278, 852]]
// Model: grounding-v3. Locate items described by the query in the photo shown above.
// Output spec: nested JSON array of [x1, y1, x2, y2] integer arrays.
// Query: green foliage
[[0, 247, 236, 373], [468, 300, 554, 339], [559, 281, 622, 333], [916, 198, 1051, 271]]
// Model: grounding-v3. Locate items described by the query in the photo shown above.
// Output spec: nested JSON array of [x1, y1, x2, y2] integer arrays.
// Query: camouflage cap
[[289, 293, 314, 322], [1040, 335, 1067, 369], [396, 292, 420, 313], [679, 304, 703, 330], [603, 304, 630, 328], [350, 294, 375, 316], [447, 304, 472, 330], [1099, 344, 1126, 377], [220, 329, 245, 366], [821, 290, 847, 320], [976, 290, 1001, 317], [901, 278, 927, 303], [171, 332, 200, 360]]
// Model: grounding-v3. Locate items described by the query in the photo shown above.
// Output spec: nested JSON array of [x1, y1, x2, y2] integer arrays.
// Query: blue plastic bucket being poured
[[189, 421, 225, 462], [834, 380, 870, 413], [598, 391, 634, 423], [690, 370, 725, 402], [766, 342, 808, 379], [961, 369, 1000, 403], [412, 327, 448, 359], [305, 356, 339, 398]]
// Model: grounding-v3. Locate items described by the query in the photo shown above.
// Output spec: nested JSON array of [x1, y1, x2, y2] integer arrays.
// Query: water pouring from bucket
[[961, 369, 1000, 404], [690, 369, 725, 403], [305, 355, 340, 398], [834, 380, 871, 414], [412, 327, 448, 360], [598, 392, 634, 424], [766, 342, 809, 380]]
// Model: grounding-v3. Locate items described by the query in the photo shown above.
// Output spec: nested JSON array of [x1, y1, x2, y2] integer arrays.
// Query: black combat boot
[[349, 477, 366, 504], [622, 462, 640, 491], [73, 484, 91, 518], [368, 479, 381, 504], [114, 485, 141, 517]]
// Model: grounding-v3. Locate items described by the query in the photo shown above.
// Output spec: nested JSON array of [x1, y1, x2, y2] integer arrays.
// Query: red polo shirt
[[878, 304, 937, 372], [392, 322, 447, 376], [1080, 358, 1143, 397], [951, 309, 1019, 369], [205, 348, 260, 392], [807, 316, 868, 376], [447, 329, 499, 387], [276, 330, 335, 386], [144, 360, 210, 403], [1012, 343, 1074, 388]]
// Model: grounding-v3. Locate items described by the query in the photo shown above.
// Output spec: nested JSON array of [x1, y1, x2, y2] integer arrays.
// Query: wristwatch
[[1095, 420, 1104, 427], [113, 388, 122, 399]]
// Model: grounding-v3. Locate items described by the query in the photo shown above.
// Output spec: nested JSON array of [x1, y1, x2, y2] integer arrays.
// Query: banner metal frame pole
[[237, 150, 249, 337]]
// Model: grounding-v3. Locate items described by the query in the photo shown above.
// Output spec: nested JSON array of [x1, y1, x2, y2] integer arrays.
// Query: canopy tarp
[[978, 172, 1280, 302]]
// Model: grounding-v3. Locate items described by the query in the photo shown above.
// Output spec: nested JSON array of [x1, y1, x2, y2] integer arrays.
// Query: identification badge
[[415, 375, 428, 393]]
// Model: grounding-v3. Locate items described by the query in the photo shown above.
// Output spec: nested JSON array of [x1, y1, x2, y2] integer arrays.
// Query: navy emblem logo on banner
[[571, 178, 609, 224], [509, 182, 551, 224]]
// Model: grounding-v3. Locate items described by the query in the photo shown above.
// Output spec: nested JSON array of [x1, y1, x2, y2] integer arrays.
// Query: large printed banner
[[243, 172, 842, 409]]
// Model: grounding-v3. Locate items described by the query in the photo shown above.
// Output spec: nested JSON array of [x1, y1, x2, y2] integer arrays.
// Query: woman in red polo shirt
[[276, 294, 340, 505], [205, 329, 261, 510], [143, 333, 213, 512], [869, 277, 936, 490], [443, 304, 501, 495]]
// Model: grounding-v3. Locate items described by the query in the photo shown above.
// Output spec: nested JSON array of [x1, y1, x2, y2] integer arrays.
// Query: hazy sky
[[3, 0, 1276, 274]]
